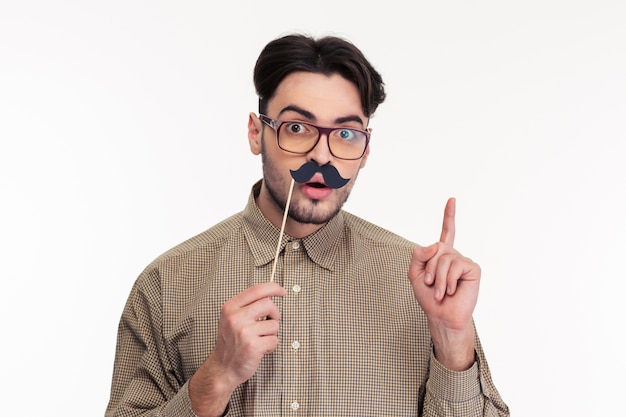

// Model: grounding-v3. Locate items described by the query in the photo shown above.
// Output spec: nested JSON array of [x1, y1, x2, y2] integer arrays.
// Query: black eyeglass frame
[[260, 114, 370, 160]]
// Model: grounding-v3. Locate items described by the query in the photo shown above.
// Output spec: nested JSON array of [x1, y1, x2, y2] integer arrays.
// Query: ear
[[248, 113, 263, 155]]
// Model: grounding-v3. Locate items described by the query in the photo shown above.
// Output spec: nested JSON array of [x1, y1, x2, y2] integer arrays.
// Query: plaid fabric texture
[[106, 181, 509, 416]]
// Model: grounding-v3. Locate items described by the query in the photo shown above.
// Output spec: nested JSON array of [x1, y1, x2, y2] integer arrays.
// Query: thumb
[[411, 243, 438, 265]]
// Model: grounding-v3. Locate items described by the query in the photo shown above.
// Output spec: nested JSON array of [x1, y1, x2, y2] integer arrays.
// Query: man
[[106, 34, 509, 416]]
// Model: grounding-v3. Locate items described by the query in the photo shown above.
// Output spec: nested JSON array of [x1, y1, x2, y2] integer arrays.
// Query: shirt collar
[[242, 180, 344, 271]]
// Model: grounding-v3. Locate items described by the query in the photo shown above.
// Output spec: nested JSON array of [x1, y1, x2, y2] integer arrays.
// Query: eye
[[285, 122, 309, 135], [335, 129, 358, 141]]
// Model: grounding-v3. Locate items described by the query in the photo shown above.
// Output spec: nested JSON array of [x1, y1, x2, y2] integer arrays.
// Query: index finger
[[234, 283, 286, 308], [439, 197, 456, 245]]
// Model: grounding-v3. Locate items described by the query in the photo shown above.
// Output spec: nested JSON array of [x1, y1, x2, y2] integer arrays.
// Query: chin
[[289, 199, 343, 225]]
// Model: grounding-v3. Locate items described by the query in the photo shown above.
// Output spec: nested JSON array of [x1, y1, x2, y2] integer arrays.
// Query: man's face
[[248, 71, 370, 231]]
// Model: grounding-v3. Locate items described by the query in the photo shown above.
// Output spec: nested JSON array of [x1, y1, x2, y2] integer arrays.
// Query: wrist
[[189, 359, 238, 417], [428, 322, 476, 371]]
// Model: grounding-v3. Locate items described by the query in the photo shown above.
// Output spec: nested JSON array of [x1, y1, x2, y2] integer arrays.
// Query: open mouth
[[307, 182, 328, 188]]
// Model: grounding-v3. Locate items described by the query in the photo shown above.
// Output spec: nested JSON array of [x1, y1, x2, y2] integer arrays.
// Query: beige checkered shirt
[[106, 181, 509, 416]]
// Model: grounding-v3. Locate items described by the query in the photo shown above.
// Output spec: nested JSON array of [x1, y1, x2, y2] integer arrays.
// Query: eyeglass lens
[[278, 121, 367, 159]]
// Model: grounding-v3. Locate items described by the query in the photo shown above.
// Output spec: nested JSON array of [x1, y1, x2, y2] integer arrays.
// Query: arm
[[408, 198, 509, 416], [421, 332, 509, 416], [105, 269, 286, 417], [189, 283, 286, 417], [105, 269, 196, 416]]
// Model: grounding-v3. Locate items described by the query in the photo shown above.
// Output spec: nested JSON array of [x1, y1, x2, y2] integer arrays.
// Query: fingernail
[[425, 273, 433, 284], [434, 288, 442, 299]]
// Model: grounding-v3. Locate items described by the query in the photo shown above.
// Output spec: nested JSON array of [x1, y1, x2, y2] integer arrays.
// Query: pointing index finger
[[439, 197, 456, 246]]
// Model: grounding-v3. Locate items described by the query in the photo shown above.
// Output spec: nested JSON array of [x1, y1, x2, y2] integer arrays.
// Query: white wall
[[1, 1, 624, 415]]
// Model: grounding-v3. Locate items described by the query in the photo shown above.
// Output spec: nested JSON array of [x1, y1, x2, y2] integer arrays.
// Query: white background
[[1, 1, 624, 415]]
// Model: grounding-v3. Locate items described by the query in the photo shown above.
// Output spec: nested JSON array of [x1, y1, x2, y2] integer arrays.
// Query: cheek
[[264, 154, 310, 185], [339, 162, 363, 180]]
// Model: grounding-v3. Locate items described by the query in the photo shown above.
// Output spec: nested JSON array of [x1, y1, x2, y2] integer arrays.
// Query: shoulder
[[137, 212, 245, 282], [157, 212, 244, 260], [340, 211, 417, 269], [342, 211, 416, 250]]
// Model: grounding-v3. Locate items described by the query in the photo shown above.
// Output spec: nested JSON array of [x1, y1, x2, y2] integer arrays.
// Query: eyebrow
[[277, 104, 365, 128]]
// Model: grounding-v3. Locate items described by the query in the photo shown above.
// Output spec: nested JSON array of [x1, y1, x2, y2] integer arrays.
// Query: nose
[[307, 133, 333, 165]]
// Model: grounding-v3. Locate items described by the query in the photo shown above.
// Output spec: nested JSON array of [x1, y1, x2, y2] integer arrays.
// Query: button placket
[[282, 239, 308, 415]]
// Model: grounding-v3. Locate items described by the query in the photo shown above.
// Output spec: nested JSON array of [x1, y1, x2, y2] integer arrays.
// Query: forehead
[[267, 72, 365, 123]]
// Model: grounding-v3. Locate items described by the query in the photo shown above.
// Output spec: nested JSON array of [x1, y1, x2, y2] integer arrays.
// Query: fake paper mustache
[[290, 161, 350, 189]]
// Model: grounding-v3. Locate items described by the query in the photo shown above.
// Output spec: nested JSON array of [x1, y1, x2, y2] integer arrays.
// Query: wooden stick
[[269, 178, 295, 283]]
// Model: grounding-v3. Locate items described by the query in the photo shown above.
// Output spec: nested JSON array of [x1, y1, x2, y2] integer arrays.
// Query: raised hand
[[189, 282, 286, 416], [408, 198, 480, 370]]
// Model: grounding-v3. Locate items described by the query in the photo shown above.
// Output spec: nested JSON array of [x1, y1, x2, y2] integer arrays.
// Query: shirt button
[[291, 341, 300, 351], [291, 401, 300, 411], [292, 242, 300, 250], [292, 284, 301, 293]]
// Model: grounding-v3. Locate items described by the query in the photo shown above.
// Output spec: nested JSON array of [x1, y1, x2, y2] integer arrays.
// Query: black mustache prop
[[290, 161, 350, 189]]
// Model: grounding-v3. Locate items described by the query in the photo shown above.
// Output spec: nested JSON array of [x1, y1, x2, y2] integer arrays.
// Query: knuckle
[[243, 338, 257, 353], [220, 305, 234, 325], [439, 252, 453, 262]]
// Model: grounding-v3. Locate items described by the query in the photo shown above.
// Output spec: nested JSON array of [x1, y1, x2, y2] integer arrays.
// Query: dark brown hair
[[253, 34, 386, 118]]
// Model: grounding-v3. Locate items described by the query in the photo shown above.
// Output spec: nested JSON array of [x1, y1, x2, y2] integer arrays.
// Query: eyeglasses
[[260, 114, 370, 160]]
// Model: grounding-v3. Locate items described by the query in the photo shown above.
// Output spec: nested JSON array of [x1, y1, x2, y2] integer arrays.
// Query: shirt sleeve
[[105, 268, 206, 417], [422, 337, 510, 417]]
